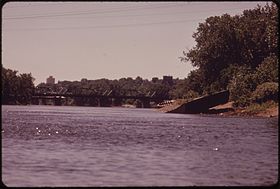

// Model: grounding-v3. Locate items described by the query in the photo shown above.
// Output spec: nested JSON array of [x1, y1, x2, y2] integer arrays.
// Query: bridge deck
[[32, 93, 169, 101]]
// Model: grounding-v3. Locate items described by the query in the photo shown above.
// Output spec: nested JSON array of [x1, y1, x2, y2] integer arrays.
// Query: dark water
[[2, 105, 278, 187]]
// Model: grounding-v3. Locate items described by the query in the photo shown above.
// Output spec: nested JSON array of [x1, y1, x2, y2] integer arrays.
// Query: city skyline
[[2, 1, 270, 85]]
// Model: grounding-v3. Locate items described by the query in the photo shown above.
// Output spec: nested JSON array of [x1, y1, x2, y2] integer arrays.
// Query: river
[[1, 105, 278, 187]]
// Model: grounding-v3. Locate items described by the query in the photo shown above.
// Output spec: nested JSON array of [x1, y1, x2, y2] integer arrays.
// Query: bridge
[[32, 91, 170, 108]]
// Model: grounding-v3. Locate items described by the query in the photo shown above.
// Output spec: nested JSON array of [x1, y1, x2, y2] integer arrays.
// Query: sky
[[2, 1, 271, 85]]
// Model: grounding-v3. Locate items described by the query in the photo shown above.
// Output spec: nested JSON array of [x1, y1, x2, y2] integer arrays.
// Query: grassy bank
[[212, 101, 278, 118]]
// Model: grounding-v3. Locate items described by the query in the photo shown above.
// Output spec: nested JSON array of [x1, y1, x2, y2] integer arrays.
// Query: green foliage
[[236, 4, 278, 68], [180, 3, 278, 107], [169, 79, 189, 99], [185, 69, 205, 95], [182, 90, 199, 102], [35, 76, 175, 106], [2, 66, 35, 104], [251, 82, 278, 103], [228, 54, 278, 107], [181, 13, 241, 91], [254, 54, 278, 84], [228, 66, 257, 107], [242, 100, 278, 115]]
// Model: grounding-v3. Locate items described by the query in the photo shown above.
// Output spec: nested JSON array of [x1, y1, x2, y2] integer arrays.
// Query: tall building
[[46, 76, 55, 84]]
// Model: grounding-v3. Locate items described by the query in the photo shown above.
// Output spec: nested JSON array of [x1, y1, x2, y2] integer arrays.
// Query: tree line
[[2, 3, 278, 107], [34, 77, 174, 106], [179, 3, 278, 107]]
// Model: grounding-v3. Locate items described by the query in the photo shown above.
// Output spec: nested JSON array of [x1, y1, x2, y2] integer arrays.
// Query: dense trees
[[180, 3, 278, 106], [38, 77, 173, 96], [2, 67, 35, 104], [35, 76, 176, 106], [2, 68, 182, 106]]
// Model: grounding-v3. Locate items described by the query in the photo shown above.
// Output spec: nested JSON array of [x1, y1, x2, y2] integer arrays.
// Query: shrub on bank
[[228, 66, 257, 107], [242, 100, 278, 116], [251, 82, 278, 104], [228, 55, 278, 107]]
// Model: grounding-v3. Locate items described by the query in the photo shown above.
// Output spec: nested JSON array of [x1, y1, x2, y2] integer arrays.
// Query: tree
[[180, 3, 278, 106], [251, 82, 278, 103], [228, 66, 256, 107], [181, 14, 240, 93], [2, 67, 35, 104], [18, 73, 35, 103], [254, 54, 278, 84]]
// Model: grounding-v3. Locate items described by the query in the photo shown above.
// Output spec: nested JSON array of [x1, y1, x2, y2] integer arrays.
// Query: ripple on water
[[1, 106, 278, 187]]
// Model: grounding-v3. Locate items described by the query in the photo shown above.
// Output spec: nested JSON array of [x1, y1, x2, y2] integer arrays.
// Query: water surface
[[2, 105, 278, 186]]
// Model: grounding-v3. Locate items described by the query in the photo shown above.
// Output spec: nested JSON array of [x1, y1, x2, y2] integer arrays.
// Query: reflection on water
[[2, 105, 278, 186]]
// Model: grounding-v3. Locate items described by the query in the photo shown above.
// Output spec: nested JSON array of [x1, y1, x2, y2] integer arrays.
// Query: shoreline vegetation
[[2, 3, 278, 118], [157, 100, 278, 118], [216, 101, 278, 118]]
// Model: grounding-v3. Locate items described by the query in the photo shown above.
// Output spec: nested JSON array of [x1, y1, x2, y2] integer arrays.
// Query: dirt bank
[[211, 101, 278, 118], [157, 100, 279, 118], [221, 105, 279, 118]]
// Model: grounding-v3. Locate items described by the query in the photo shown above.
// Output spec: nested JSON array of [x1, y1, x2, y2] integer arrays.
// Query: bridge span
[[32, 92, 170, 108]]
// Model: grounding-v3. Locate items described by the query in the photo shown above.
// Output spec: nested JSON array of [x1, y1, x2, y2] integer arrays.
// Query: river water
[[1, 105, 278, 187]]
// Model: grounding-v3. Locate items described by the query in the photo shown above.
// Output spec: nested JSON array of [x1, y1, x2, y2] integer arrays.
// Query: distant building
[[152, 77, 159, 83], [46, 76, 55, 84], [81, 78, 88, 83], [162, 76, 173, 85]]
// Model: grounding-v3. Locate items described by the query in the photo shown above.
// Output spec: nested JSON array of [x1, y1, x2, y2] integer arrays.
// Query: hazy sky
[[2, 1, 270, 85]]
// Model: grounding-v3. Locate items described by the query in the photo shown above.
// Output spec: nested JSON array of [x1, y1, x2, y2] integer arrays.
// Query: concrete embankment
[[158, 100, 278, 118], [159, 90, 230, 114], [156, 100, 187, 113]]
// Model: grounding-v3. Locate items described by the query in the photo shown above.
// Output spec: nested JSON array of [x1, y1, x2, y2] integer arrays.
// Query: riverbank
[[213, 101, 279, 118], [157, 100, 278, 118]]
